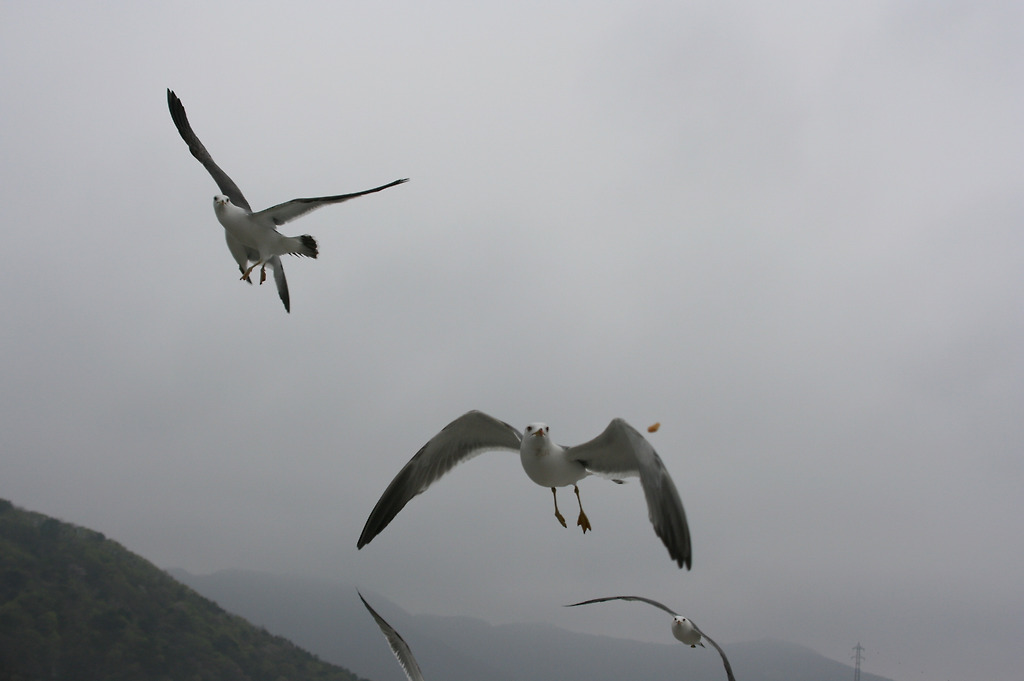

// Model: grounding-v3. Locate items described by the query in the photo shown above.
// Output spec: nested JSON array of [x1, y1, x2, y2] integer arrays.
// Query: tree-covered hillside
[[0, 498, 363, 681]]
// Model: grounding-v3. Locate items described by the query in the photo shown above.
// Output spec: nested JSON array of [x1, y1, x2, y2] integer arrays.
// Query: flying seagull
[[357, 410, 691, 569], [565, 596, 735, 681], [166, 89, 408, 312], [359, 592, 426, 681]]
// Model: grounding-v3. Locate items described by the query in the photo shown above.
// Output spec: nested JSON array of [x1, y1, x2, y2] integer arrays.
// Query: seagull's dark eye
[[526, 426, 533, 433], [544, 426, 549, 433]]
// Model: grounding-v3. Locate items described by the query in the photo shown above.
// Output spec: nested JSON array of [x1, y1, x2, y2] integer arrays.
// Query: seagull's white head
[[671, 616, 703, 647], [524, 423, 550, 439], [213, 194, 231, 208], [522, 422, 551, 454]]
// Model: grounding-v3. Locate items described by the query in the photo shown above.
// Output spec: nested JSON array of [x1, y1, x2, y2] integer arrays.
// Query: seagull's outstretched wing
[[166, 89, 251, 212], [358, 410, 522, 548], [567, 419, 691, 569], [254, 178, 409, 226], [690, 624, 736, 681], [358, 592, 426, 681], [565, 596, 735, 681], [564, 595, 678, 616]]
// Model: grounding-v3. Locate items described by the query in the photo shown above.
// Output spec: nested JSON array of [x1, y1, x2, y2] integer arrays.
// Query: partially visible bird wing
[[358, 592, 426, 681], [357, 410, 522, 548], [691, 623, 736, 681], [564, 595, 678, 617], [267, 256, 290, 312], [166, 89, 251, 212], [567, 419, 691, 569], [253, 178, 409, 226]]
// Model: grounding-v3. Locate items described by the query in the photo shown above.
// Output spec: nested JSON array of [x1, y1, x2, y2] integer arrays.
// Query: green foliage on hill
[[0, 499, 362, 681]]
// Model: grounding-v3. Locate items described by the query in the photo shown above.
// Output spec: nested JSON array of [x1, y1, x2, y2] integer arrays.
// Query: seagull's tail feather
[[286, 234, 318, 259]]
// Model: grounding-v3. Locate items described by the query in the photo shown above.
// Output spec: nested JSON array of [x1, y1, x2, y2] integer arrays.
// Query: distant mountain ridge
[[0, 499, 362, 681], [0, 496, 897, 681], [172, 568, 899, 681]]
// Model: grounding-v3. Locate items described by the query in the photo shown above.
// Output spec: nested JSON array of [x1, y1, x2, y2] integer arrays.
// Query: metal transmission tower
[[852, 642, 866, 681]]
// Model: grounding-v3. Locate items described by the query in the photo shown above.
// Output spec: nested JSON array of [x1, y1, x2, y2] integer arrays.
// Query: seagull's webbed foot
[[574, 485, 592, 534], [259, 263, 267, 285], [551, 488, 567, 528]]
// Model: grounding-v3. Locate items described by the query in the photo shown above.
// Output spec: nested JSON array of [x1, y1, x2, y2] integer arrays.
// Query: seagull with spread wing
[[565, 596, 736, 681], [359, 592, 426, 681], [357, 410, 691, 569], [167, 89, 408, 312]]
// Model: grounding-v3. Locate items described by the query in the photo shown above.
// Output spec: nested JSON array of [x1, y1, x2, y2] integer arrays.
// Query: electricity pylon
[[852, 642, 866, 681]]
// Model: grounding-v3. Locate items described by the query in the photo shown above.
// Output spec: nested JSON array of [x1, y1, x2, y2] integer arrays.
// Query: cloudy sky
[[1, 2, 1021, 679]]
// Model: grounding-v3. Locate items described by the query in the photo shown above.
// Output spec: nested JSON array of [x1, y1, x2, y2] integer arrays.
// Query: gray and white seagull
[[357, 410, 692, 569], [565, 596, 736, 681], [359, 592, 426, 681], [167, 89, 408, 312]]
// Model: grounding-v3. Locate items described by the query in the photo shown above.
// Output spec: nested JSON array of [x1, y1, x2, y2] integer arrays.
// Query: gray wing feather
[[166, 89, 252, 212], [564, 595, 679, 616], [359, 593, 426, 681], [567, 419, 691, 569], [691, 624, 737, 681], [357, 411, 522, 548], [254, 178, 410, 226], [267, 256, 290, 313]]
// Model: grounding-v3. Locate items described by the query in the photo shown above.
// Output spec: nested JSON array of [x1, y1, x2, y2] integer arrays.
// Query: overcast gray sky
[[1, 2, 1021, 679]]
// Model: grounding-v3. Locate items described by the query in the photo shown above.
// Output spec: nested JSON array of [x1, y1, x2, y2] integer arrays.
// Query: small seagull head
[[521, 422, 553, 456], [525, 423, 550, 439], [213, 194, 231, 208]]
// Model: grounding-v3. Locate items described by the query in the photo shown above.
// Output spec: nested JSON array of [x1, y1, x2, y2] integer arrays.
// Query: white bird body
[[213, 195, 316, 264], [520, 423, 588, 488], [213, 197, 270, 251], [671, 616, 704, 647]]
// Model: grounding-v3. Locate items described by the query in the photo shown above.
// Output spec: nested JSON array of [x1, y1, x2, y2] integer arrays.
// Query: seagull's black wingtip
[[673, 549, 692, 570], [356, 528, 374, 550], [167, 89, 188, 126]]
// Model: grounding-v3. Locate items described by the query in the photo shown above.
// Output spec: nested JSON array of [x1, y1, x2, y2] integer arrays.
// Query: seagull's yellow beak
[[532, 429, 544, 437]]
